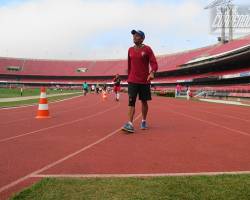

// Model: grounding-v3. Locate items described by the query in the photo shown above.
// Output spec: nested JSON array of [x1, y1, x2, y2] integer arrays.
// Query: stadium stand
[[0, 35, 250, 101]]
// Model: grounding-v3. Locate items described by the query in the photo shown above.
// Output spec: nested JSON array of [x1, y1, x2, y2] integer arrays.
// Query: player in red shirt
[[113, 74, 121, 101], [122, 30, 158, 133]]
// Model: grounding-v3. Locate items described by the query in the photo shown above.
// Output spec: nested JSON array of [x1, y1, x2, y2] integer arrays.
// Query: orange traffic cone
[[36, 87, 50, 119]]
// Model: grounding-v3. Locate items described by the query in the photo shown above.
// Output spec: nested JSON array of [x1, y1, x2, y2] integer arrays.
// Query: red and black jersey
[[128, 45, 158, 84], [113, 77, 121, 87]]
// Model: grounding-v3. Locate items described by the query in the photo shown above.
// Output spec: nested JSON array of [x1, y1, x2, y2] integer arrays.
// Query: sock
[[128, 121, 133, 125], [142, 120, 146, 122]]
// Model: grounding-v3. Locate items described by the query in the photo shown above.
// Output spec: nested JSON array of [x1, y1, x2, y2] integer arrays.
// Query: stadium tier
[[156, 67, 250, 83], [0, 35, 250, 86]]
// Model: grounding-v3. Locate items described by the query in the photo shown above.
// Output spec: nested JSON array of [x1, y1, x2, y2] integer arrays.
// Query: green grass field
[[10, 175, 250, 200], [0, 93, 82, 108], [0, 88, 82, 107], [0, 88, 81, 98]]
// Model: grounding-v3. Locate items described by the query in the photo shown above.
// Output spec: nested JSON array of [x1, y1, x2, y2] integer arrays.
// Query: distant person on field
[[101, 84, 108, 100], [20, 87, 23, 96], [113, 74, 121, 101], [82, 82, 88, 96], [187, 86, 191, 100], [96, 83, 100, 94], [175, 84, 181, 97], [91, 85, 95, 93], [102, 84, 107, 93]]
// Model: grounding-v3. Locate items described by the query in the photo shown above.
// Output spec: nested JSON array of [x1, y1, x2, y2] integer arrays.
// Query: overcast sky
[[0, 0, 249, 60]]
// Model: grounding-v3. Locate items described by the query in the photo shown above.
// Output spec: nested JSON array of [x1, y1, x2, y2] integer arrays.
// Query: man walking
[[122, 30, 158, 133], [113, 74, 121, 101], [82, 81, 88, 96]]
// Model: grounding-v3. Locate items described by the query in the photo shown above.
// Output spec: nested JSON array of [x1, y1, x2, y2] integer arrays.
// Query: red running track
[[0, 94, 250, 199]]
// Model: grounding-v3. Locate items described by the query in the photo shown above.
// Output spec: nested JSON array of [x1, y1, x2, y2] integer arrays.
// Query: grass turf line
[[10, 175, 250, 200], [0, 88, 81, 98], [0, 93, 81, 108]]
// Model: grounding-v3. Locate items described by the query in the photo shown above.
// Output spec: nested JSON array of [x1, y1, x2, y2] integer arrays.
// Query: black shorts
[[128, 83, 151, 101]]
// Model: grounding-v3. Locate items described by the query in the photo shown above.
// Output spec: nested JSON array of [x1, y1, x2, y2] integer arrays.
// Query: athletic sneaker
[[122, 122, 134, 133], [140, 121, 148, 130]]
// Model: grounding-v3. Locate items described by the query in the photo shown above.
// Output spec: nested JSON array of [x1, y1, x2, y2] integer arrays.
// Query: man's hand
[[147, 71, 155, 82]]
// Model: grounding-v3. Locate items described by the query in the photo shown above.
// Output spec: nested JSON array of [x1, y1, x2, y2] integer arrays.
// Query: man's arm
[[148, 47, 158, 73], [127, 49, 131, 76], [147, 47, 158, 81]]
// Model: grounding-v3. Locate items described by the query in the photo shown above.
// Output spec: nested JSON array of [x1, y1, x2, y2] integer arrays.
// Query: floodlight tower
[[205, 0, 234, 43], [228, 2, 234, 41]]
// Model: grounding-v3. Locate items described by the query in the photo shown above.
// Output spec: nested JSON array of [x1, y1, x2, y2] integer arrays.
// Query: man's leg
[[122, 96, 136, 133], [139, 84, 151, 130], [141, 101, 148, 121], [114, 90, 116, 99], [122, 83, 137, 133], [116, 92, 120, 101], [127, 84, 137, 123], [128, 105, 135, 122], [114, 89, 118, 101], [116, 87, 120, 101]]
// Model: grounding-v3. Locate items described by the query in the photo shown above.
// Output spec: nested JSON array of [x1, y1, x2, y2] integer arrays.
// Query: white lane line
[[0, 174, 33, 195], [31, 171, 250, 178], [153, 104, 250, 137], [169, 110, 250, 137], [0, 99, 100, 126], [201, 110, 250, 123], [0, 114, 141, 194], [0, 104, 120, 143], [165, 103, 250, 122]]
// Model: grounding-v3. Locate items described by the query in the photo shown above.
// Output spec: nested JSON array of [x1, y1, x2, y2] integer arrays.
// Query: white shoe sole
[[122, 127, 134, 133]]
